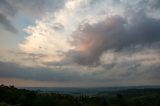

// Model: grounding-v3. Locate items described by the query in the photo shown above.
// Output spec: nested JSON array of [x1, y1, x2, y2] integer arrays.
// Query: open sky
[[0, 0, 160, 87]]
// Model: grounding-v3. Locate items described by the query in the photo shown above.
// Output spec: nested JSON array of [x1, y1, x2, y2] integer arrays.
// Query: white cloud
[[19, 0, 125, 59]]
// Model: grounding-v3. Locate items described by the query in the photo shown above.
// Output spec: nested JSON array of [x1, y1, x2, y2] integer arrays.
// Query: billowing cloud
[[0, 0, 160, 86], [67, 12, 160, 65], [20, 0, 125, 54], [20, 0, 160, 66]]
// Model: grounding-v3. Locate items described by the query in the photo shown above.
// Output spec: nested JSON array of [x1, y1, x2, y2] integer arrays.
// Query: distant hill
[[0, 84, 160, 106]]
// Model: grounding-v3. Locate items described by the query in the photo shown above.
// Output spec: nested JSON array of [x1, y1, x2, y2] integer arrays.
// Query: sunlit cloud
[[19, 0, 126, 62], [0, 0, 160, 86]]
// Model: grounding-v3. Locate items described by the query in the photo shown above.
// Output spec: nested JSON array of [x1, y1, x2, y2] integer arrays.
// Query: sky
[[0, 0, 160, 87]]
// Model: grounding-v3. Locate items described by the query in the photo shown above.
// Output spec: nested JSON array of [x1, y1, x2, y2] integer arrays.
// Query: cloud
[[1, 0, 157, 86], [66, 16, 126, 65], [65, 12, 160, 65], [0, 49, 64, 67], [0, 0, 64, 35], [0, 61, 103, 83], [0, 13, 18, 33], [19, 0, 125, 54], [0, 0, 64, 18], [148, 0, 160, 9], [0, 0, 17, 33], [8, 0, 64, 18], [0, 0, 17, 17], [20, 0, 160, 66], [0, 45, 160, 86], [0, 48, 160, 86]]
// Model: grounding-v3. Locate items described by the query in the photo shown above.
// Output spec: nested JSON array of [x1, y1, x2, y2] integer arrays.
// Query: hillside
[[0, 85, 160, 106]]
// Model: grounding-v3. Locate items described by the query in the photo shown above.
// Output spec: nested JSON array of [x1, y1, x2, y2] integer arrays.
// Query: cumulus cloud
[[20, 0, 160, 66], [20, 0, 125, 54], [67, 12, 160, 65], [0, 0, 160, 86]]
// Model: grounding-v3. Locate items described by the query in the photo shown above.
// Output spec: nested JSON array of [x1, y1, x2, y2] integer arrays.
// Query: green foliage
[[0, 84, 160, 106], [0, 102, 11, 106]]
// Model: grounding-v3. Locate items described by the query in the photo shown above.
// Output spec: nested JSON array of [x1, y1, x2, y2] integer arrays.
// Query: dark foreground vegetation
[[0, 85, 160, 106]]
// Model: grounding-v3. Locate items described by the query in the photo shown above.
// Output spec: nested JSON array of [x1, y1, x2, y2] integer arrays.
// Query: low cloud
[[0, 61, 79, 82], [0, 48, 160, 86]]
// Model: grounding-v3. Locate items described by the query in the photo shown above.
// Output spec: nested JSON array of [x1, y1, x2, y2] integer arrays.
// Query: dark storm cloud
[[66, 11, 160, 65], [0, 61, 79, 82], [0, 13, 17, 33]]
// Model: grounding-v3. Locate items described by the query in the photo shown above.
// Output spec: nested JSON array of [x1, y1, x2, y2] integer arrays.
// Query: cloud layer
[[0, 0, 160, 86], [67, 12, 160, 65], [0, 47, 160, 86]]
